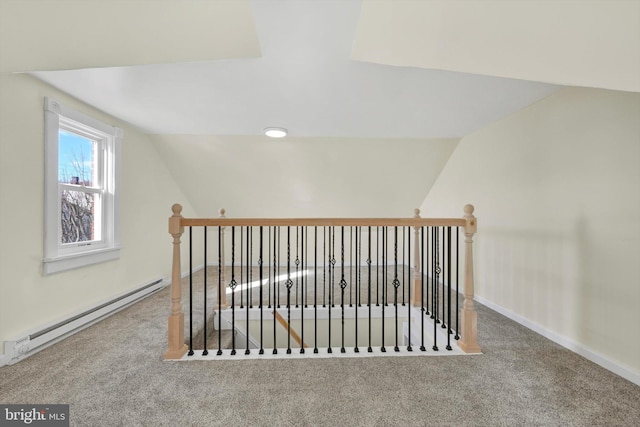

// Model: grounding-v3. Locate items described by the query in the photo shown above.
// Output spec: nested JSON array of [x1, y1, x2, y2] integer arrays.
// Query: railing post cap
[[171, 204, 183, 216], [219, 208, 226, 217], [464, 204, 477, 233], [413, 208, 420, 218]]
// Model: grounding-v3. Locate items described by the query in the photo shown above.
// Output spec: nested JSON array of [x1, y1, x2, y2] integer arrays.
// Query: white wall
[[0, 74, 198, 349], [421, 87, 640, 381]]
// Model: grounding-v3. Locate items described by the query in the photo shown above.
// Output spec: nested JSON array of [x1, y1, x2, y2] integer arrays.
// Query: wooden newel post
[[458, 204, 481, 353], [411, 208, 422, 306], [164, 204, 188, 359], [218, 208, 228, 308]]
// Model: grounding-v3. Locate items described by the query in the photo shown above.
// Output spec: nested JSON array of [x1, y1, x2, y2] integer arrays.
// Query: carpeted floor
[[1, 275, 639, 426]]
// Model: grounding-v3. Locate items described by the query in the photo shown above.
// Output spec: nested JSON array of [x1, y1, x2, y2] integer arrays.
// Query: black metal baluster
[[203, 227, 209, 356], [446, 226, 452, 351], [376, 227, 380, 306], [245, 227, 250, 355], [272, 227, 276, 305], [188, 226, 193, 356], [438, 227, 444, 329], [431, 227, 436, 321], [272, 227, 278, 354], [384, 226, 389, 307], [420, 227, 429, 351], [295, 226, 299, 308], [428, 226, 432, 320], [328, 226, 333, 353], [300, 226, 305, 354], [240, 227, 243, 309], [331, 227, 336, 308], [268, 226, 271, 309], [367, 226, 372, 353], [259, 226, 264, 354], [350, 226, 353, 307], [340, 227, 347, 353], [323, 226, 326, 308], [381, 226, 386, 353], [314, 226, 319, 354], [393, 226, 400, 352], [407, 226, 412, 352], [286, 227, 293, 354], [277, 227, 280, 308], [402, 226, 406, 306], [354, 226, 360, 353], [425, 226, 430, 317], [305, 226, 309, 308], [436, 227, 441, 325], [249, 226, 253, 308], [217, 227, 222, 356], [358, 226, 363, 308], [420, 226, 426, 352], [433, 226, 439, 352], [430, 227, 435, 346], [455, 227, 460, 340], [382, 226, 386, 307], [230, 227, 237, 356]]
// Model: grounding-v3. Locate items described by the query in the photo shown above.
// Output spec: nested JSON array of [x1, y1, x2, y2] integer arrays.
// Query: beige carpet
[[1, 271, 639, 426]]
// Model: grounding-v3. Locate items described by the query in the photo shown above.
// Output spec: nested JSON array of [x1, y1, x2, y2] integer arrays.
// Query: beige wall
[[0, 1, 259, 73], [354, 1, 640, 92], [151, 135, 459, 218], [0, 74, 198, 348], [421, 87, 640, 378]]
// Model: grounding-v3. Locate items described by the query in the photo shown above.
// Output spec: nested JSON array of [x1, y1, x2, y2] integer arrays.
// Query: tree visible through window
[[58, 130, 100, 244]]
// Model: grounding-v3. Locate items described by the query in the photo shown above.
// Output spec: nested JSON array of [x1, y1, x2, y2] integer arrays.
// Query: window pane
[[58, 130, 95, 186], [60, 190, 100, 244]]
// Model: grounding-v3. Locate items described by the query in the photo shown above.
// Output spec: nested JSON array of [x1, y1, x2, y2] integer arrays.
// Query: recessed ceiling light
[[264, 127, 288, 138]]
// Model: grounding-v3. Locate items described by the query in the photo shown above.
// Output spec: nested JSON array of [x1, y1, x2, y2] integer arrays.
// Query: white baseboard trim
[[475, 295, 640, 387], [182, 264, 205, 278]]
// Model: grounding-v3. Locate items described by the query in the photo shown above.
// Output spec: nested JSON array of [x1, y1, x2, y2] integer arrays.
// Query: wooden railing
[[164, 204, 480, 359]]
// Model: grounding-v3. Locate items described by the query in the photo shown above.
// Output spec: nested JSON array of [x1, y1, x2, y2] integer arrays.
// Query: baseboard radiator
[[3, 278, 167, 366]]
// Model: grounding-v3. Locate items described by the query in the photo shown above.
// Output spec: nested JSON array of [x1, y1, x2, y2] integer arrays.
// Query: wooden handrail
[[181, 217, 466, 227], [273, 311, 308, 349]]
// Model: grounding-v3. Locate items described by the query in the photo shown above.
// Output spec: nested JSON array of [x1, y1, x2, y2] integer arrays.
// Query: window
[[43, 97, 122, 275]]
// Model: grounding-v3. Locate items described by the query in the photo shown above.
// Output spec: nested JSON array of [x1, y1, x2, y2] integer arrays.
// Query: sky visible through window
[[58, 130, 94, 184]]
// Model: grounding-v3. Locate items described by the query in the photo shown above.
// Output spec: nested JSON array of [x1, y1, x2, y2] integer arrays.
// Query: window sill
[[43, 247, 121, 275]]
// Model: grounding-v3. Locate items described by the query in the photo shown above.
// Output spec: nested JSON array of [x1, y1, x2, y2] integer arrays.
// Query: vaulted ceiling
[[22, 0, 564, 138], [1, 0, 638, 217]]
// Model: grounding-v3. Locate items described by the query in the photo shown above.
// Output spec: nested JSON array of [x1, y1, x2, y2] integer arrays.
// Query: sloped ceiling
[[3, 1, 636, 218], [353, 0, 640, 93], [27, 0, 560, 137], [0, 0, 260, 72]]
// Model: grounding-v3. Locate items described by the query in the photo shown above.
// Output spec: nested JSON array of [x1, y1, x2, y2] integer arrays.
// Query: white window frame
[[43, 97, 122, 275]]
